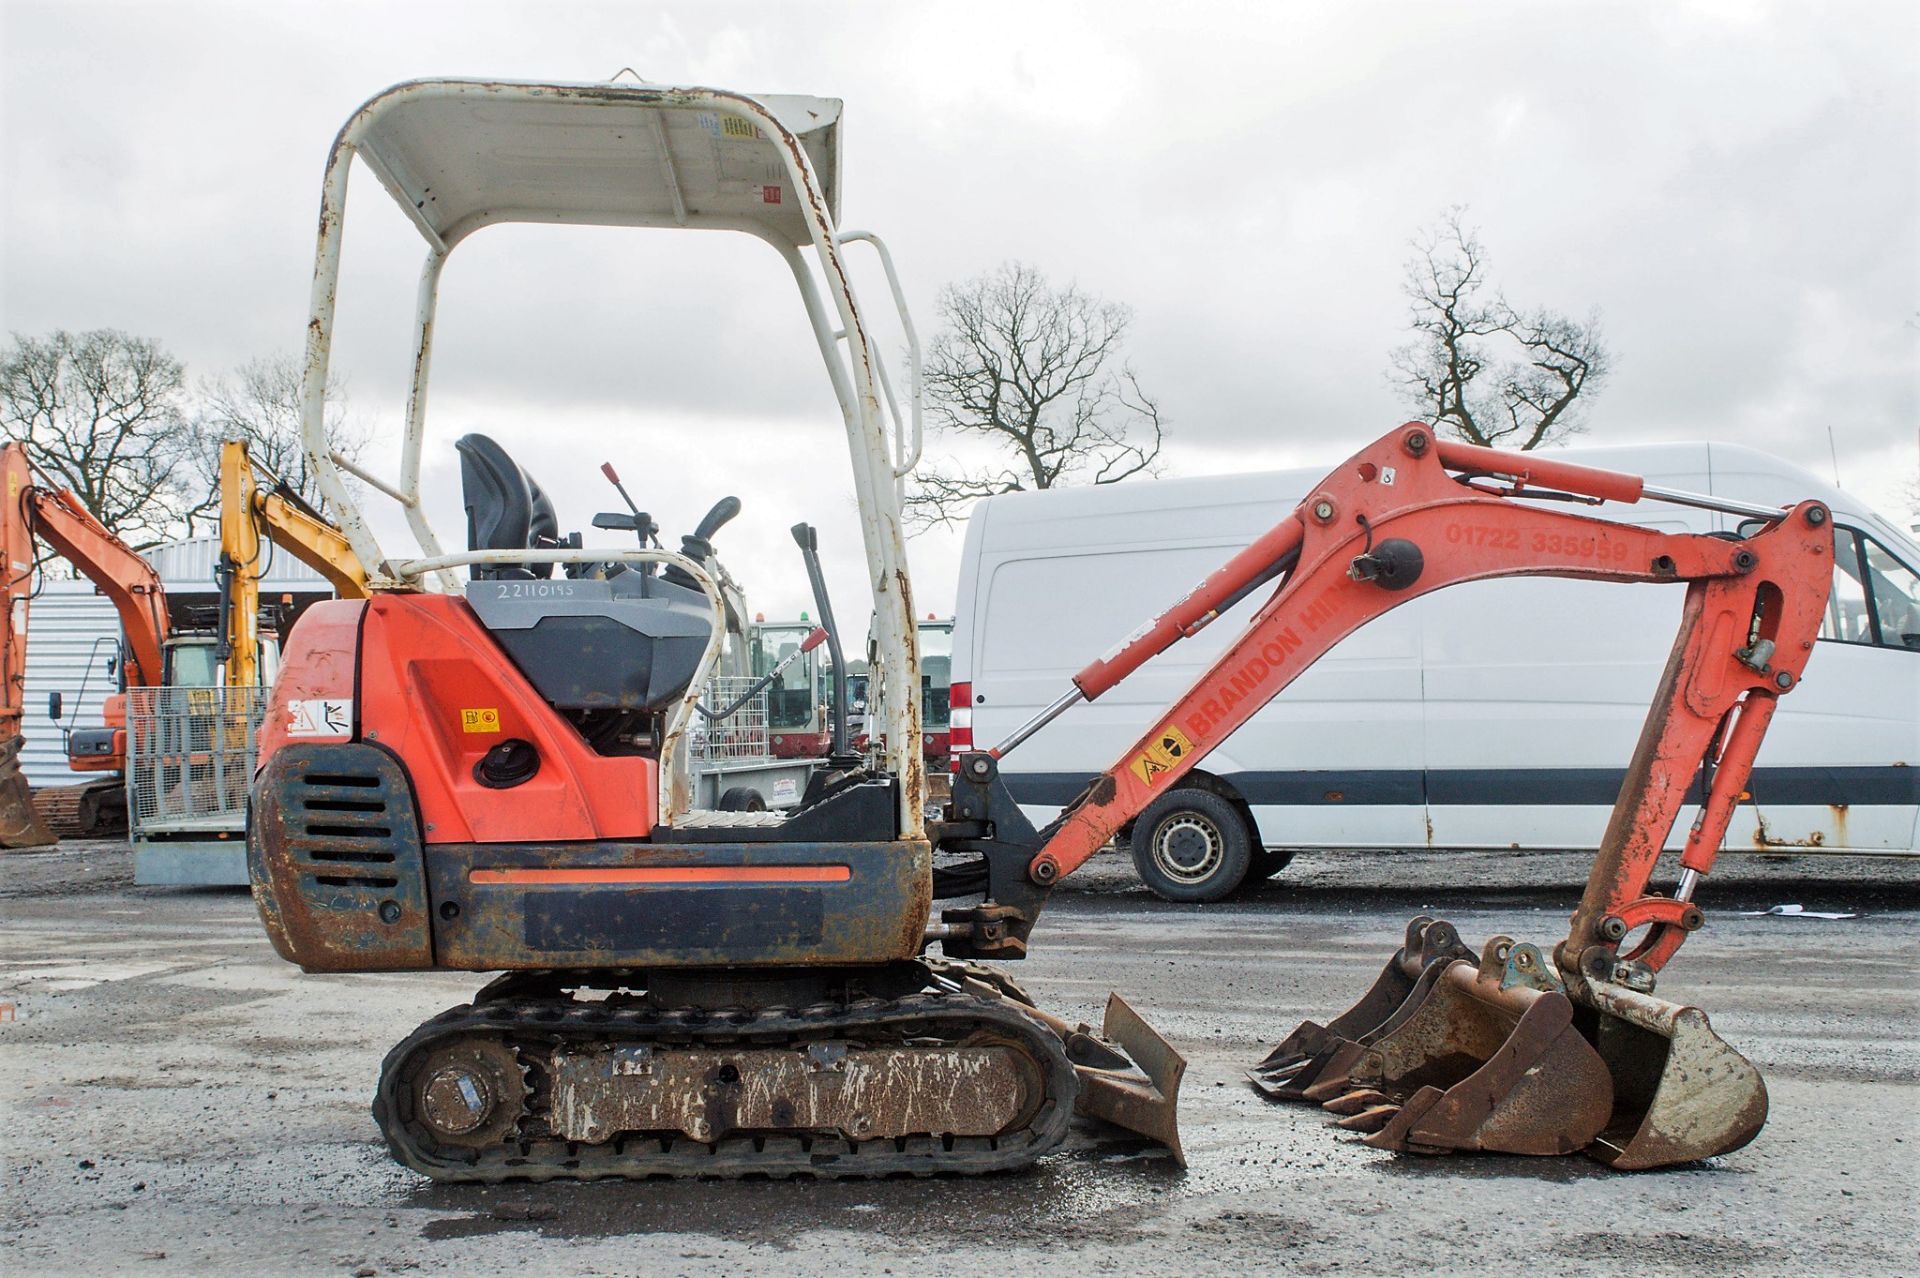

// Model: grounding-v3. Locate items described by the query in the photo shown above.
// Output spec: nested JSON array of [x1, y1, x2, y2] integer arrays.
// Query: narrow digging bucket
[[1572, 981, 1768, 1169], [0, 735, 56, 849], [1316, 941, 1614, 1157], [1068, 993, 1187, 1167], [1248, 916, 1470, 1100]]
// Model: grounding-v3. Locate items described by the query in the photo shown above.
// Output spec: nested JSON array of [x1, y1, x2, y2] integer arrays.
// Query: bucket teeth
[[1318, 1088, 1389, 1116], [0, 736, 56, 849], [1248, 917, 1470, 1100], [1333, 1103, 1402, 1134]]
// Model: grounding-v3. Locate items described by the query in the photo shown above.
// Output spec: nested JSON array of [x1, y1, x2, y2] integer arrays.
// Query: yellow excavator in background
[[216, 440, 367, 688]]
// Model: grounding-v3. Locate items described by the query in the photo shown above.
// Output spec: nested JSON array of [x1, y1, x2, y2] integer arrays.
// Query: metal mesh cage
[[124, 685, 269, 833], [691, 677, 770, 764]]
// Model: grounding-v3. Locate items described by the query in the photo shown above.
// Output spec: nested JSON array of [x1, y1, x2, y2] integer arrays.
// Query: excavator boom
[[942, 422, 1831, 1167]]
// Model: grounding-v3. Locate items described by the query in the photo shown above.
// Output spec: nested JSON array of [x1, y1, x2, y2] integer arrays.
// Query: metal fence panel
[[691, 677, 770, 763], [124, 685, 268, 833]]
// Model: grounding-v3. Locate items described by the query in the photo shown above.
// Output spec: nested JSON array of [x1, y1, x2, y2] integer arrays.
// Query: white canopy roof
[[340, 79, 844, 248]]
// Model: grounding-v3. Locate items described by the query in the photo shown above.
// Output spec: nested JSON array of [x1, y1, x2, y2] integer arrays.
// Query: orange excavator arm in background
[[19, 468, 170, 691], [0, 443, 171, 843]]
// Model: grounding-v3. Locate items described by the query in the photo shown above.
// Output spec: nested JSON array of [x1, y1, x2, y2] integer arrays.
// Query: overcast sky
[[3, 0, 1915, 624]]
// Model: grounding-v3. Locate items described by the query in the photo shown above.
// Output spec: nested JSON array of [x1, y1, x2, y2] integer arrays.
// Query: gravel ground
[[2, 840, 1916, 1277]]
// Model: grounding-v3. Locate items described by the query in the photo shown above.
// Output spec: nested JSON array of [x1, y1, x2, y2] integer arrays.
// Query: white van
[[949, 440, 1920, 901]]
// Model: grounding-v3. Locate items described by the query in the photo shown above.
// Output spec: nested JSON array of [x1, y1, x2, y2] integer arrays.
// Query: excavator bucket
[[1248, 916, 1470, 1099], [0, 735, 56, 849], [1062, 994, 1187, 1166], [1575, 982, 1768, 1169]]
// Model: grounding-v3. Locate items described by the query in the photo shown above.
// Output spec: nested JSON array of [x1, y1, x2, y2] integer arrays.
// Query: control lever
[[598, 461, 659, 575], [666, 496, 742, 593], [791, 523, 858, 765]]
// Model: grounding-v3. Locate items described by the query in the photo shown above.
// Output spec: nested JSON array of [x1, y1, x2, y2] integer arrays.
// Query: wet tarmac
[[2, 841, 1916, 1277]]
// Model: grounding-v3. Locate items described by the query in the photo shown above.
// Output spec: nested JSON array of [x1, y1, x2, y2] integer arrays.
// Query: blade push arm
[[948, 424, 1832, 985]]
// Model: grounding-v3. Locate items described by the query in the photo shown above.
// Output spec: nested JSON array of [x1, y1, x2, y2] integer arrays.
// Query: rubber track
[[373, 989, 1079, 1182]]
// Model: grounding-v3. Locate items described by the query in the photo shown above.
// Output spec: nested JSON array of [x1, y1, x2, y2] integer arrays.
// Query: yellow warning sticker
[[462, 708, 502, 733], [1129, 725, 1193, 786]]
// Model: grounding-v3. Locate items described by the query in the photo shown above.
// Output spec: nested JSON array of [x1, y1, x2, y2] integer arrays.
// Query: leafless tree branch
[[907, 262, 1166, 529], [1389, 208, 1611, 451], [0, 329, 205, 548], [189, 354, 367, 519]]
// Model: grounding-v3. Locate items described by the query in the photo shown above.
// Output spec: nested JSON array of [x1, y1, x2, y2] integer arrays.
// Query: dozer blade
[[1068, 993, 1187, 1167], [1320, 940, 1614, 1157], [1249, 916, 1471, 1099], [1573, 981, 1768, 1169], [0, 735, 56, 849]]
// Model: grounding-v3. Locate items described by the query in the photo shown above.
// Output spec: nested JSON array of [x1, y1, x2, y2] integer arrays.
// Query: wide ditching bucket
[[1575, 981, 1768, 1169], [1251, 919, 1769, 1168]]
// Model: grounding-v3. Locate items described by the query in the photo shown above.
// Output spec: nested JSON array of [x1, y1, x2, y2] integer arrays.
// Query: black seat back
[[456, 433, 555, 580]]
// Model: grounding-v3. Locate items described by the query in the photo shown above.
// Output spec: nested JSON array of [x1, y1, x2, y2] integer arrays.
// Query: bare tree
[[1390, 209, 1611, 451], [906, 262, 1165, 529], [0, 329, 207, 547], [192, 355, 366, 513]]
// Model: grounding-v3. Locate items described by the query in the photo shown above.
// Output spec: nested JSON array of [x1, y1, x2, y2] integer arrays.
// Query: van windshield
[[1747, 520, 1920, 652]]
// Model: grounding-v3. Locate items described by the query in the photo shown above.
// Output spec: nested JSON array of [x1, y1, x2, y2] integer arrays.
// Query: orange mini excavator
[[249, 79, 1831, 1181], [1, 442, 172, 843]]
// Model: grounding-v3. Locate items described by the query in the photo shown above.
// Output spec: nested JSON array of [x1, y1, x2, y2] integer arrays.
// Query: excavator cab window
[[165, 641, 221, 689], [920, 623, 953, 732], [751, 625, 819, 731]]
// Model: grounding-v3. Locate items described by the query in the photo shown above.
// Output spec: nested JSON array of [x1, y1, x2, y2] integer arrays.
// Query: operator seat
[[455, 433, 714, 717], [456, 433, 560, 580]]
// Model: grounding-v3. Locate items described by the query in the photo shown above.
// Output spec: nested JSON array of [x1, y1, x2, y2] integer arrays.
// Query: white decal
[[287, 698, 353, 738], [771, 777, 800, 805], [1380, 467, 1397, 486]]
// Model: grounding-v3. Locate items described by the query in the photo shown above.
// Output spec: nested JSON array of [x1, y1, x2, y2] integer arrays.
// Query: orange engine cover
[[258, 594, 657, 843]]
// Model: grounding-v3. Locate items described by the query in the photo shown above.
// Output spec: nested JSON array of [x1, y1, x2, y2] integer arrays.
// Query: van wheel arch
[[1123, 772, 1290, 889], [1128, 776, 1262, 903]]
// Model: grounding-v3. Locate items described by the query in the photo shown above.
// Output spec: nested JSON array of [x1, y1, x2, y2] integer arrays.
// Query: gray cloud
[[3, 0, 1914, 621]]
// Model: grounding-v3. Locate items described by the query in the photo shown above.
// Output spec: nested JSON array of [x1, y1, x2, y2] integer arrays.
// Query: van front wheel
[[1129, 789, 1253, 903]]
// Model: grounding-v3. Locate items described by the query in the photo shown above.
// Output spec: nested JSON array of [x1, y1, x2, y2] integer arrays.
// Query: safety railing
[[124, 685, 269, 834]]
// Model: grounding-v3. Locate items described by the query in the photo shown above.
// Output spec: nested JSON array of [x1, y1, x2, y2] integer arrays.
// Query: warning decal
[[287, 698, 352, 738], [462, 708, 502, 734], [1129, 725, 1194, 786]]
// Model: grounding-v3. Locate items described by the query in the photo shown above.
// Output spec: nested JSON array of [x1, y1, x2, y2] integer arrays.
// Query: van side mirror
[[47, 691, 62, 721]]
